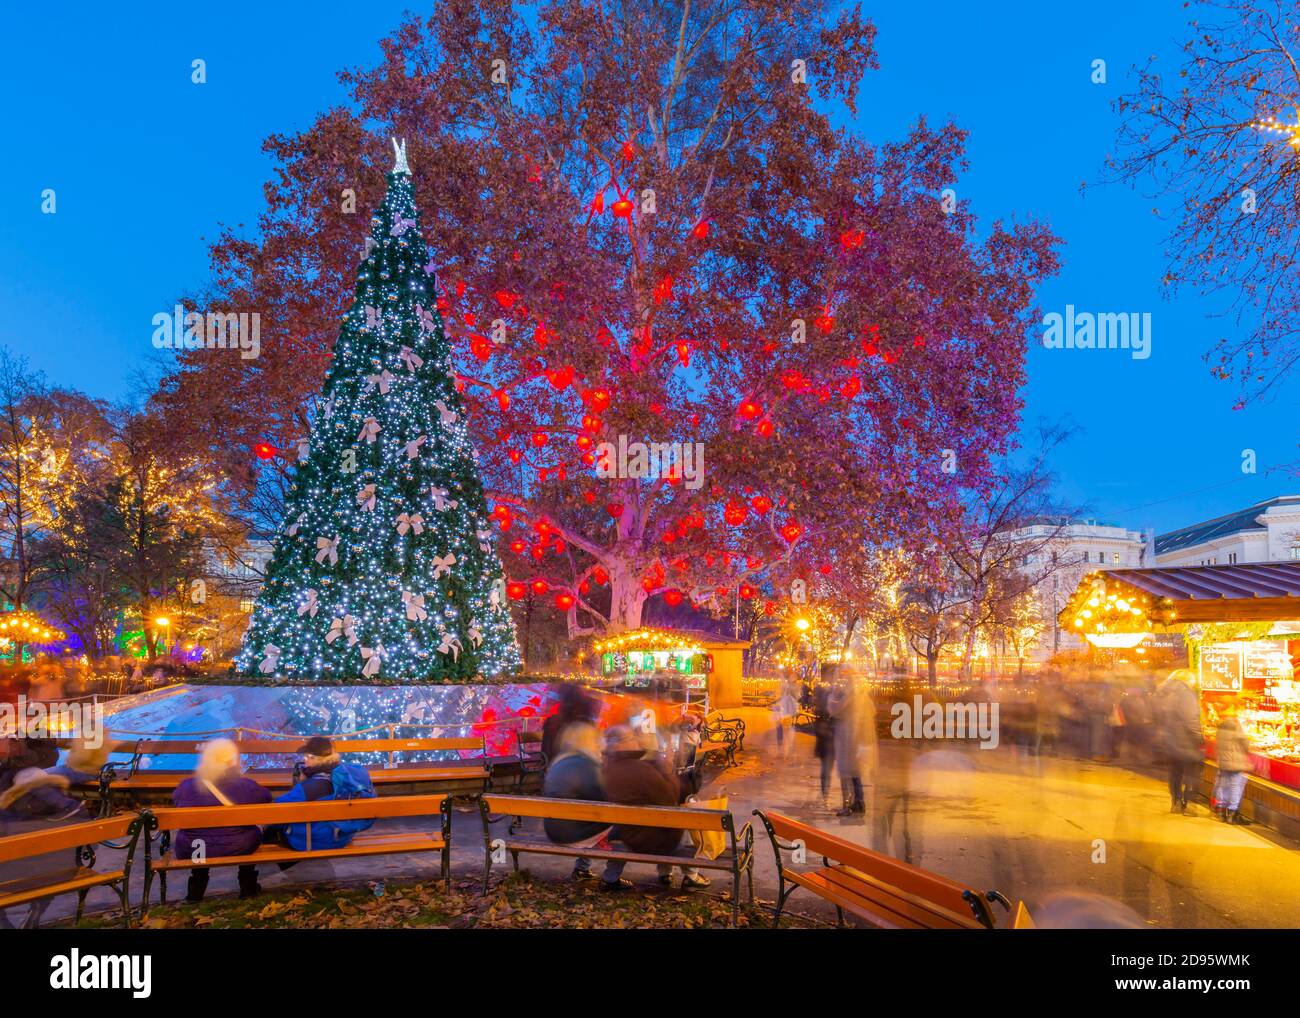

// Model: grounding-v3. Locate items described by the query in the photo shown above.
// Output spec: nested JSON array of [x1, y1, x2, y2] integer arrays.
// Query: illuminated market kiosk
[[592, 627, 750, 710], [1062, 562, 1300, 831]]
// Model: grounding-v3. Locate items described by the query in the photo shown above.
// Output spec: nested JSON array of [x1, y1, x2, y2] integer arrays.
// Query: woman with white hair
[[171, 738, 272, 902]]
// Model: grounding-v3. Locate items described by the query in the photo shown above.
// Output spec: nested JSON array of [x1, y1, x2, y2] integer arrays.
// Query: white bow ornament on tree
[[399, 346, 424, 372], [360, 644, 384, 677], [315, 536, 340, 566], [287, 513, 306, 537], [433, 400, 458, 424], [437, 633, 462, 660], [402, 590, 428, 622], [358, 417, 381, 444], [356, 484, 377, 512], [366, 369, 395, 395], [296, 439, 309, 463], [431, 553, 457, 579], [259, 645, 281, 675], [297, 589, 319, 618], [403, 435, 427, 461], [430, 486, 458, 512], [468, 624, 483, 648], [395, 512, 425, 536], [325, 615, 359, 647]]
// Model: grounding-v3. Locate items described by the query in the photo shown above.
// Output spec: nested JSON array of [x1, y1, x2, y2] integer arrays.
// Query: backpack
[[322, 763, 377, 837]]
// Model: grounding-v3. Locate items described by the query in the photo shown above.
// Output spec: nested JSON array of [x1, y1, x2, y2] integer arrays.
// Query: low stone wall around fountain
[[97, 682, 558, 768]]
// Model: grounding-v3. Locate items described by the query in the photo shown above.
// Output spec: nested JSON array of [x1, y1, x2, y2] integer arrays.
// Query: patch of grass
[[73, 873, 829, 930]]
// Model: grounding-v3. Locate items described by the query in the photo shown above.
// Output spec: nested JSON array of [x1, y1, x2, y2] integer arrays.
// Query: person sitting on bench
[[270, 736, 376, 854], [172, 738, 272, 903], [0, 758, 93, 929], [601, 725, 709, 891], [541, 720, 613, 882]]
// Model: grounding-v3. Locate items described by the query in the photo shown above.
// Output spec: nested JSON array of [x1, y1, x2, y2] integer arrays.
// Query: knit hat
[[297, 736, 334, 757], [603, 725, 645, 757]]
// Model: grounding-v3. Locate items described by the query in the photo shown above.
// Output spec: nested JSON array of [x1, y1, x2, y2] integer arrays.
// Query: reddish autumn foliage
[[155, 0, 1059, 633]]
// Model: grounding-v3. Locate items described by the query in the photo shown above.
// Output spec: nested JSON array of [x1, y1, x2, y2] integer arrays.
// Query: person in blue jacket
[[271, 736, 376, 854]]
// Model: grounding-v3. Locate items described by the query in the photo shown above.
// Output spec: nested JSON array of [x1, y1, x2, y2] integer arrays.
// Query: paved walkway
[[17, 709, 1300, 928]]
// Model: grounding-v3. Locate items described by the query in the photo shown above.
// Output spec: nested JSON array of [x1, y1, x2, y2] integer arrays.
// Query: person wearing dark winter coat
[[600, 726, 707, 890], [1213, 713, 1252, 824], [812, 681, 835, 802], [171, 739, 272, 902], [1155, 670, 1205, 814], [540, 721, 611, 880]]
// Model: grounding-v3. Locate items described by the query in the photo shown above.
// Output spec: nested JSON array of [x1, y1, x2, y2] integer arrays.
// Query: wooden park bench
[[478, 793, 755, 924], [139, 793, 451, 915], [0, 812, 147, 928], [514, 730, 547, 790], [698, 711, 746, 767], [753, 810, 1027, 929], [90, 735, 493, 809]]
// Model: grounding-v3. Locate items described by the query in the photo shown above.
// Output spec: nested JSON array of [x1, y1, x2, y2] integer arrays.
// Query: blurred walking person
[[812, 679, 835, 807], [541, 719, 611, 882], [828, 666, 876, 816], [1155, 669, 1204, 815], [770, 678, 798, 759], [1213, 709, 1252, 824], [541, 683, 599, 764]]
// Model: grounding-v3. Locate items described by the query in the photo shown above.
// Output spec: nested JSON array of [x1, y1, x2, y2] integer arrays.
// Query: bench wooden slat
[[819, 865, 981, 930], [0, 815, 135, 864], [786, 869, 929, 929], [484, 795, 729, 832], [765, 811, 980, 923], [497, 838, 737, 871], [0, 868, 125, 909], [150, 793, 447, 831], [153, 831, 446, 871]]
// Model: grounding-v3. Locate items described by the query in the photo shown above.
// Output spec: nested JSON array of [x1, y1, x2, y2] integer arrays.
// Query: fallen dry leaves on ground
[[80, 873, 828, 930]]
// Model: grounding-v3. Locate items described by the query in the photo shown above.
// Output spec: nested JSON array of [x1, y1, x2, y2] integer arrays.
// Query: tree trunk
[[927, 649, 938, 688], [606, 563, 648, 633]]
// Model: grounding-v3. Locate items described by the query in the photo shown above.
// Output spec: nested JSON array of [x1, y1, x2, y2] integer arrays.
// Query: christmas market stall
[[591, 627, 750, 711], [1062, 562, 1300, 828]]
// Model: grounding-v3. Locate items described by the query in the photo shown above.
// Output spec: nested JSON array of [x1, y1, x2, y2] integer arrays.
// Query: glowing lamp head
[[253, 443, 277, 461]]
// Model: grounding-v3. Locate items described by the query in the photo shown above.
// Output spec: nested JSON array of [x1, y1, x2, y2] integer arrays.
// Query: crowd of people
[[778, 664, 1254, 825], [539, 683, 713, 890], [0, 730, 378, 926]]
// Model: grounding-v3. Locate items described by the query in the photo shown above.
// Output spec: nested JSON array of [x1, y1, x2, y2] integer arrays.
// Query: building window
[[239, 598, 255, 613], [1291, 546, 1300, 560], [1113, 552, 1121, 564], [1228, 552, 1238, 564]]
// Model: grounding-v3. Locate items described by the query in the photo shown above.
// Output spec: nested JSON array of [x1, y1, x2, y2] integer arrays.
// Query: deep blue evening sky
[[1, 1, 1294, 535]]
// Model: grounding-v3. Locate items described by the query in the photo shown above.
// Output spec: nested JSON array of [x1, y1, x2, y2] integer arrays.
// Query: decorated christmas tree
[[237, 140, 522, 681]]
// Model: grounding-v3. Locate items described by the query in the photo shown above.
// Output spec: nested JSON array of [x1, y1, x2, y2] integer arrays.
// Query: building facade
[[1006, 519, 1147, 662], [1154, 495, 1300, 567]]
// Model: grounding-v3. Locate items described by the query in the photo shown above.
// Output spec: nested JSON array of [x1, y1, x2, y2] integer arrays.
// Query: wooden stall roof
[[1065, 562, 1300, 625]]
